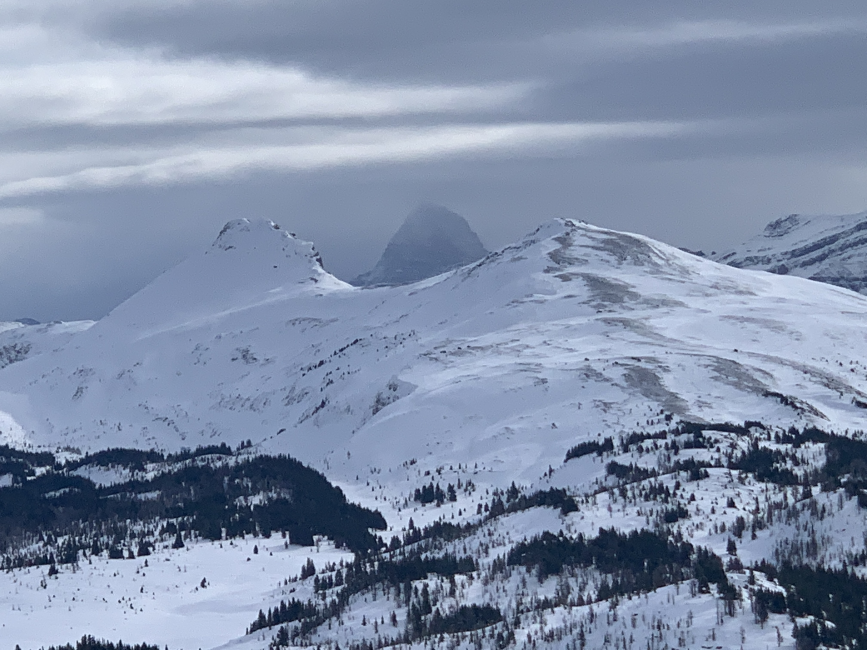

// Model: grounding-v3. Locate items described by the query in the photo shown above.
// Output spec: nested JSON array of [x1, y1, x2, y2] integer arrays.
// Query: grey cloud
[[4, 147, 867, 322], [28, 3, 867, 150], [534, 32, 867, 122], [1, 1, 867, 321], [88, 1, 867, 83]]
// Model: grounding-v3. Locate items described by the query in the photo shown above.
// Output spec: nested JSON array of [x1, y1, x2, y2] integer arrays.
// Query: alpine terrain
[[352, 204, 488, 286], [715, 211, 867, 294], [3, 216, 867, 650]]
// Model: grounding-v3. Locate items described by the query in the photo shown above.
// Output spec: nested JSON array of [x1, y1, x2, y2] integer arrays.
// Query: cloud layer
[[1, 1, 866, 320]]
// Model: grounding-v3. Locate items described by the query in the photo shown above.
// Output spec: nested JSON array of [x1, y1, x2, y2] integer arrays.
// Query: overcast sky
[[2, 1, 867, 321]]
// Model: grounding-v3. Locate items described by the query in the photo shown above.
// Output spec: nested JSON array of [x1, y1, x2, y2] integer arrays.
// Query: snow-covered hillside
[[5, 217, 867, 649], [2, 216, 867, 482], [714, 211, 867, 293], [0, 320, 93, 370]]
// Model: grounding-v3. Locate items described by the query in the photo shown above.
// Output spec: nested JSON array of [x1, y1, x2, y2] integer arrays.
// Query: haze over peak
[[352, 204, 488, 286]]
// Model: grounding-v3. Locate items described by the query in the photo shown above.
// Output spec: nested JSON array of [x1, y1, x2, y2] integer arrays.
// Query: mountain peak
[[762, 214, 801, 238], [212, 218, 282, 251], [103, 218, 343, 331], [353, 204, 488, 286], [210, 218, 323, 267]]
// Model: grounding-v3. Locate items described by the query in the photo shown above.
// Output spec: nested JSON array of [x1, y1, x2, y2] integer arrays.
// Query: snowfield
[[1, 535, 352, 650], [3, 216, 867, 649]]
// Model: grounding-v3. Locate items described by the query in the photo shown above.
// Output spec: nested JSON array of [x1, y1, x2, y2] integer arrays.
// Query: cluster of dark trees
[[669, 457, 711, 481], [0, 444, 54, 481], [661, 504, 689, 523], [751, 587, 787, 626], [412, 481, 456, 505], [729, 440, 799, 485], [605, 461, 656, 483], [0, 443, 240, 484], [506, 528, 696, 586], [254, 524, 736, 647], [416, 603, 502, 638], [676, 421, 759, 436], [720, 424, 867, 494], [35, 636, 161, 650], [620, 430, 671, 453], [576, 422, 867, 500], [63, 443, 234, 473], [249, 598, 320, 634], [564, 437, 613, 462], [563, 423, 752, 464], [501, 486, 578, 516], [0, 447, 387, 570], [750, 563, 867, 649], [506, 528, 740, 615]]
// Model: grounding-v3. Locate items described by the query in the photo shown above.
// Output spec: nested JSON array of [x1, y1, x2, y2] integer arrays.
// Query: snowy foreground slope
[[715, 211, 867, 294], [4, 218, 867, 649]]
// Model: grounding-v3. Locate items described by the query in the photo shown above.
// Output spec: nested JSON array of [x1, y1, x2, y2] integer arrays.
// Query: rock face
[[714, 211, 867, 294], [353, 204, 488, 286]]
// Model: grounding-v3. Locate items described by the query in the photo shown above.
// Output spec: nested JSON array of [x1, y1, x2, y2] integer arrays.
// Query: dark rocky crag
[[353, 204, 488, 286]]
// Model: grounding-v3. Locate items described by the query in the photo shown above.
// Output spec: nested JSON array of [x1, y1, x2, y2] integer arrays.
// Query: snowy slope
[[5, 217, 867, 649], [0, 319, 94, 446], [1, 535, 353, 650], [2, 217, 867, 485], [0, 320, 93, 369], [714, 211, 867, 293]]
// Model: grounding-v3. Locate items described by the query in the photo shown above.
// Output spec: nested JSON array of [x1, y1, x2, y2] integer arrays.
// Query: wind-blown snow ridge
[[715, 210, 867, 293]]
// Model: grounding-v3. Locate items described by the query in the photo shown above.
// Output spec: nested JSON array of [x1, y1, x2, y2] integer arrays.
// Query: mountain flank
[[714, 210, 867, 293]]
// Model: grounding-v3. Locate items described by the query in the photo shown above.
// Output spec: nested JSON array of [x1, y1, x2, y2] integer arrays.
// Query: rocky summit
[[352, 204, 488, 286]]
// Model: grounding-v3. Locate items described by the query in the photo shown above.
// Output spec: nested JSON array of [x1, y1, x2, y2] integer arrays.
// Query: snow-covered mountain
[[2, 216, 866, 467], [352, 204, 488, 286], [5, 217, 867, 650], [714, 211, 867, 293]]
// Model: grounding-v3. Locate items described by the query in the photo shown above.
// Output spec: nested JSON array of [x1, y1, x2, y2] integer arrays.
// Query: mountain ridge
[[2, 216, 866, 472], [714, 210, 867, 293], [102, 217, 347, 334]]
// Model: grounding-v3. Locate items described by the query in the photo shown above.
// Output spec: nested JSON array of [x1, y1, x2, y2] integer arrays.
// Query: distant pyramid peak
[[353, 204, 488, 286]]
